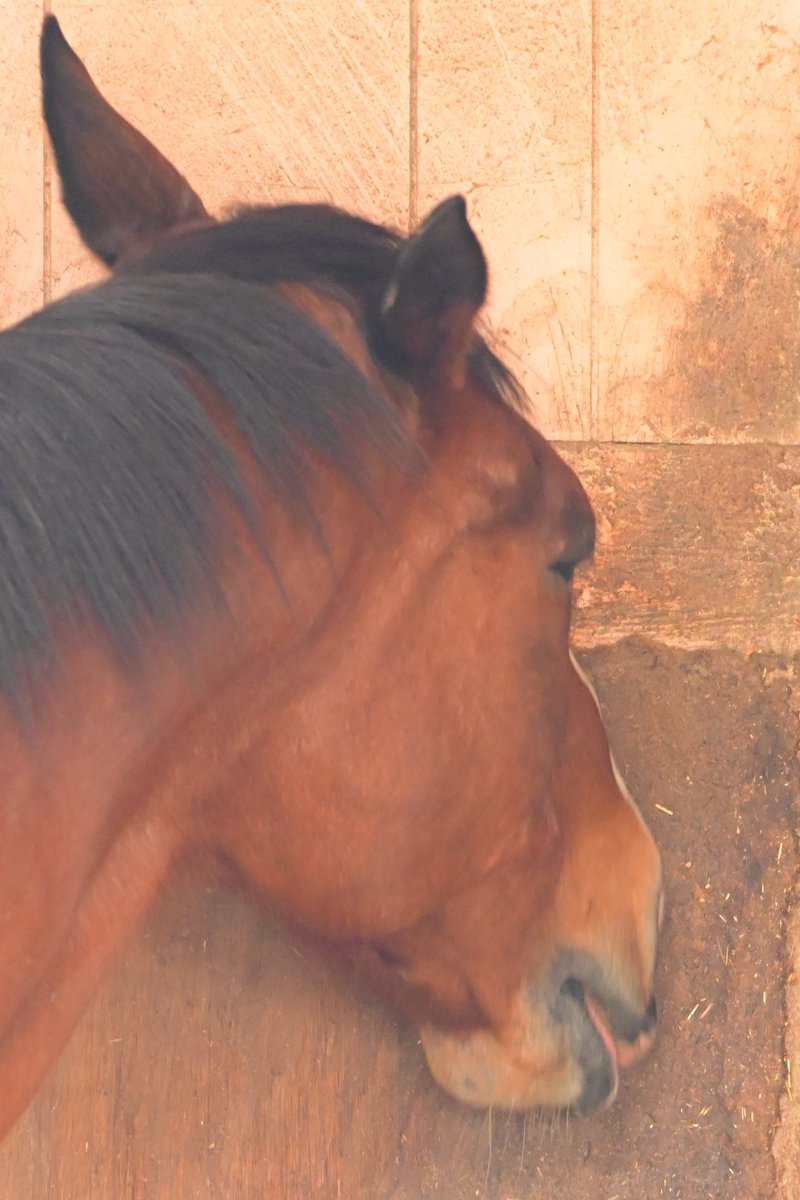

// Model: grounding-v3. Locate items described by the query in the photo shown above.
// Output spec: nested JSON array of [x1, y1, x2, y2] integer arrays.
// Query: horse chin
[[419, 1023, 584, 1112], [419, 988, 599, 1108], [419, 975, 658, 1113]]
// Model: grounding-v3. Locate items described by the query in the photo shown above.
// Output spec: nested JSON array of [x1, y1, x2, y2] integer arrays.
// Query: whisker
[[483, 1104, 493, 1196]]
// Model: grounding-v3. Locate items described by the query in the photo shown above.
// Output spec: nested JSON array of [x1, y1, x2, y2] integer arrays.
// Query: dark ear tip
[[41, 14, 66, 51], [41, 15, 75, 73], [419, 194, 487, 305], [420, 194, 469, 232], [439, 194, 468, 217]]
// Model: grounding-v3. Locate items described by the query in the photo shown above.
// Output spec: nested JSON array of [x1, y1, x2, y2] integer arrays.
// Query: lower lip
[[584, 993, 618, 1065], [584, 993, 657, 1070], [582, 992, 619, 1107]]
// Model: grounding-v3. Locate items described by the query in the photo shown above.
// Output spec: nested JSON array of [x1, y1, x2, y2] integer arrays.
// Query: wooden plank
[[597, 0, 800, 442], [563, 442, 800, 654], [0, 1, 44, 326], [775, 899, 800, 1198], [416, 0, 593, 440], [49, 2, 410, 298], [0, 885, 414, 1198], [418, 2, 800, 445]]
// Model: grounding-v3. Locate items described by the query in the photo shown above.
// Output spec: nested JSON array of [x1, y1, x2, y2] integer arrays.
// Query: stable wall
[[1, 4, 798, 1197]]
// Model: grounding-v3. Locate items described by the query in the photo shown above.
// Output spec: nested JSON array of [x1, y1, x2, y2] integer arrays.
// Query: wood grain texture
[[49, 1, 410, 299], [10, 4, 800, 445], [418, 0, 800, 444], [416, 0, 593, 441], [0, 883, 434, 1199], [0, 1, 44, 326]]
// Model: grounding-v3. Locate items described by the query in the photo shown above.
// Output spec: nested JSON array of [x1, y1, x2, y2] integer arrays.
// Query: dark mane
[[127, 204, 403, 296], [127, 205, 526, 410], [0, 204, 523, 698]]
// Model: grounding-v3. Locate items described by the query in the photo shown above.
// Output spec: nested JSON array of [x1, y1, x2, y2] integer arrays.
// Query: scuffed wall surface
[[5, 2, 800, 446], [0, 5, 43, 323]]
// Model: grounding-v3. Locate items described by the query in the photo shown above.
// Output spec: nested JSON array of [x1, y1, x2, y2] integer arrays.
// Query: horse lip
[[581, 986, 657, 1073], [552, 978, 618, 1112], [548, 975, 656, 1111], [582, 991, 618, 1065], [549, 948, 658, 1046]]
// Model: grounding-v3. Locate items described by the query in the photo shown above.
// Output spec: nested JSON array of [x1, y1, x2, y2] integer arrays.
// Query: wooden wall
[[5, 0, 800, 449]]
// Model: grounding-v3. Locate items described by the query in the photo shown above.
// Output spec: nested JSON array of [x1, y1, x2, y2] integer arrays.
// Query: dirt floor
[[0, 639, 797, 1199]]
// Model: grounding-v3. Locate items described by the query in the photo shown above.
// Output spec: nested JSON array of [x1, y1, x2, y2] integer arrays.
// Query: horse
[[0, 15, 662, 1142]]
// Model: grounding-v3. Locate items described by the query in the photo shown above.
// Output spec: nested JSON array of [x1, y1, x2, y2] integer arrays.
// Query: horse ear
[[378, 196, 488, 390], [40, 16, 208, 266]]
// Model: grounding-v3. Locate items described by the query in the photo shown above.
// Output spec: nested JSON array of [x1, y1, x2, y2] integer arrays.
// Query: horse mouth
[[557, 978, 657, 1111], [420, 976, 657, 1114]]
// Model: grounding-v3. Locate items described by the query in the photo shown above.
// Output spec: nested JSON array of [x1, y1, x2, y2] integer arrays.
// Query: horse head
[[26, 16, 663, 1115]]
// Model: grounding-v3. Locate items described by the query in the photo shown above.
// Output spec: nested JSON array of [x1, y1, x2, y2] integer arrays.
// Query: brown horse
[[0, 15, 661, 1141]]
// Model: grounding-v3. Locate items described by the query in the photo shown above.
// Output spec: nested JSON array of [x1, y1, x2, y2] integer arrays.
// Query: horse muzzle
[[553, 975, 657, 1111], [419, 960, 658, 1113]]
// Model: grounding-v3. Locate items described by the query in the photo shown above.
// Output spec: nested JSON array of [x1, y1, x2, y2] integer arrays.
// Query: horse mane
[[0, 204, 523, 698], [125, 204, 526, 410]]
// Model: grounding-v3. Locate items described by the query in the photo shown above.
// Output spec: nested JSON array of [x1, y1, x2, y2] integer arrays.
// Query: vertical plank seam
[[408, 0, 419, 231], [589, 0, 600, 439], [42, 0, 52, 305]]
